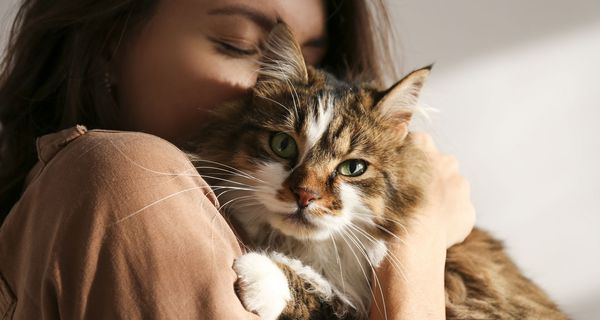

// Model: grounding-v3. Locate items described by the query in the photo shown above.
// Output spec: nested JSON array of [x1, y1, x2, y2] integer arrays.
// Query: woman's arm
[[0, 128, 259, 319], [370, 133, 476, 320]]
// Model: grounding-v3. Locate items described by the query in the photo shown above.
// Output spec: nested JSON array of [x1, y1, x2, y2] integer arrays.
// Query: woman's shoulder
[[38, 127, 194, 181], [15, 126, 216, 226], [25, 126, 211, 218]]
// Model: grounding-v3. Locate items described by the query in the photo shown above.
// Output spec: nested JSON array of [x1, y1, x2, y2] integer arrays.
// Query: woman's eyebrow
[[208, 4, 276, 31]]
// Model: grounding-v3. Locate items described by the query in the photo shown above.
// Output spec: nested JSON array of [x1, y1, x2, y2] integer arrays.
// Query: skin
[[113, 0, 327, 141], [371, 133, 476, 320], [110, 0, 476, 318]]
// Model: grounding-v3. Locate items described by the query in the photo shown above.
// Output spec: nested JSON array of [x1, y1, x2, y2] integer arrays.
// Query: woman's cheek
[[162, 53, 258, 139], [198, 52, 259, 90]]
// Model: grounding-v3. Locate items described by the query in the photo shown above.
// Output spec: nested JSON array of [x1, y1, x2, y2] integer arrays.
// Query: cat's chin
[[269, 214, 333, 241]]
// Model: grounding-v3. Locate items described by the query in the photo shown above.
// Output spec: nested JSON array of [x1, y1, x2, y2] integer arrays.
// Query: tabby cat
[[186, 24, 567, 320]]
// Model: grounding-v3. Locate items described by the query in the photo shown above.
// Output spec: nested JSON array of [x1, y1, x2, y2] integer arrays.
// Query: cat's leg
[[233, 252, 292, 320], [233, 252, 355, 320], [269, 253, 356, 320]]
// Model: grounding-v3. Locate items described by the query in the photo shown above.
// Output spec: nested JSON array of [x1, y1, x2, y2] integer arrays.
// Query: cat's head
[[193, 24, 431, 241]]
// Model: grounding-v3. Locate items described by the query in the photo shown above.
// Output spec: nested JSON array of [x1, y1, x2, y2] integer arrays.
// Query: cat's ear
[[374, 65, 432, 125], [254, 23, 308, 94]]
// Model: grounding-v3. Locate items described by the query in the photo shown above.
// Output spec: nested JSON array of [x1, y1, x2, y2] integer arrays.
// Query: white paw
[[233, 252, 291, 320]]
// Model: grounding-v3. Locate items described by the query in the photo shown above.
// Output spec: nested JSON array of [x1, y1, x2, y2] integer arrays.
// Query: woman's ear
[[254, 23, 308, 96]]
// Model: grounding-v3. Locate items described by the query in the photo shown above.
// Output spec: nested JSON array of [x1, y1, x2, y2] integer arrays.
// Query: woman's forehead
[[202, 0, 327, 48]]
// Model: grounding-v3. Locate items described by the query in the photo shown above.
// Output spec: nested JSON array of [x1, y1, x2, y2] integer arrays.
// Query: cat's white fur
[[223, 171, 389, 315], [208, 25, 433, 319], [233, 252, 291, 320], [305, 93, 334, 153], [254, 162, 296, 213], [219, 92, 391, 316]]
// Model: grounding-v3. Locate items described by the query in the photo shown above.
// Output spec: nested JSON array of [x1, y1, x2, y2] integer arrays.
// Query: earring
[[104, 72, 113, 95]]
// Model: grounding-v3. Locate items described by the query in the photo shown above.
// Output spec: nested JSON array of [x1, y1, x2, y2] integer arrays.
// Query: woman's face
[[113, 0, 327, 141]]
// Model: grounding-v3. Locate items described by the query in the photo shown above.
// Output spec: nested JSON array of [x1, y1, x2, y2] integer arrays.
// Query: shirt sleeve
[[1, 129, 259, 319]]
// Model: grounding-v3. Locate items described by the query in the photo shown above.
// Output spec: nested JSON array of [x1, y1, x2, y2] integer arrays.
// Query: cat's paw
[[233, 252, 291, 320]]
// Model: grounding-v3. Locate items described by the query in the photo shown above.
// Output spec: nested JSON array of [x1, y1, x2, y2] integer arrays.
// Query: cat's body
[[235, 212, 389, 317], [186, 25, 567, 319]]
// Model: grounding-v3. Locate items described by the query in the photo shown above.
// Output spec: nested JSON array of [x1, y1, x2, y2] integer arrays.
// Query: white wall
[[389, 1, 600, 319], [0, 0, 16, 55]]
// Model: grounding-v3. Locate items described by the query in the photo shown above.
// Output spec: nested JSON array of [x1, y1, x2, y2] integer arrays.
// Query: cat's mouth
[[283, 209, 315, 227], [270, 206, 344, 240]]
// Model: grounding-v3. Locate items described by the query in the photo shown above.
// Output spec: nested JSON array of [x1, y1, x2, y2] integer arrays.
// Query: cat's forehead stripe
[[305, 92, 334, 153]]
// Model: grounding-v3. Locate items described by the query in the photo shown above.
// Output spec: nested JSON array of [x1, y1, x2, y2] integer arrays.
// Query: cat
[[185, 24, 568, 320]]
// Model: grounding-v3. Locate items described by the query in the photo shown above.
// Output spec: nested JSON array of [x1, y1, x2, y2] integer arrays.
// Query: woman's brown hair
[[0, 0, 396, 222]]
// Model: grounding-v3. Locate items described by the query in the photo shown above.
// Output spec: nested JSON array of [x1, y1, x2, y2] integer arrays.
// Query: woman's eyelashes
[[209, 37, 258, 58]]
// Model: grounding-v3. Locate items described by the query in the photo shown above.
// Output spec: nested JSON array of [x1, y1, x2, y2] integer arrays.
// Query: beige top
[[0, 126, 258, 319]]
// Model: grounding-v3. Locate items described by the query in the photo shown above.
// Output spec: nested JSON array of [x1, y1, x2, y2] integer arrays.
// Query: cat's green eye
[[270, 133, 298, 159], [337, 159, 368, 177]]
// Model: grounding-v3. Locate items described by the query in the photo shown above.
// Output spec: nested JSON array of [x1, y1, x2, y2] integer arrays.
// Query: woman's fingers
[[412, 132, 437, 153], [410, 132, 477, 248]]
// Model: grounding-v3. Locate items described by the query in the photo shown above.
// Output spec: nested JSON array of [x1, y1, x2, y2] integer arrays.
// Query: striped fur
[[186, 24, 568, 319]]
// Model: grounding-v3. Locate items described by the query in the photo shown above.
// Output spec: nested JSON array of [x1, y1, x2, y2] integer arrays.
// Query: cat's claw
[[233, 252, 291, 320]]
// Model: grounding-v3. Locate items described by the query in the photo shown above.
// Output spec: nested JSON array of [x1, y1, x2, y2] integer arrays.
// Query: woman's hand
[[369, 132, 476, 320], [411, 132, 476, 248]]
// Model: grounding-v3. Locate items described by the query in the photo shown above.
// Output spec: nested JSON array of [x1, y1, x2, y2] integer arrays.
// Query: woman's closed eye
[[209, 36, 258, 58]]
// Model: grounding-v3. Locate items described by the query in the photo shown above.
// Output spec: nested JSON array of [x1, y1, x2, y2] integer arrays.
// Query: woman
[[0, 0, 475, 318]]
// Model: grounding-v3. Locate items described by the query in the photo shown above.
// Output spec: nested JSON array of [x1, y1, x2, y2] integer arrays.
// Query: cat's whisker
[[113, 185, 216, 225], [344, 228, 389, 320], [351, 212, 410, 236], [219, 190, 254, 209], [190, 158, 265, 183], [218, 195, 256, 212], [256, 94, 294, 116], [338, 229, 375, 308], [212, 188, 275, 201], [345, 223, 375, 241], [109, 140, 204, 179], [210, 185, 272, 197], [283, 76, 300, 120], [211, 185, 257, 192], [260, 56, 300, 120], [228, 200, 263, 211], [211, 182, 279, 197], [375, 224, 409, 247], [337, 228, 384, 319], [195, 172, 266, 186], [214, 189, 274, 200], [337, 229, 373, 292], [214, 188, 243, 203], [329, 233, 346, 295], [351, 214, 409, 246], [199, 175, 259, 189], [346, 223, 409, 283], [214, 207, 252, 253], [381, 250, 410, 282], [193, 165, 266, 183], [243, 64, 269, 91], [378, 211, 411, 234]]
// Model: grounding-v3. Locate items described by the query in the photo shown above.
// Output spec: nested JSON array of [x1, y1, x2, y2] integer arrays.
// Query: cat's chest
[[271, 232, 388, 309]]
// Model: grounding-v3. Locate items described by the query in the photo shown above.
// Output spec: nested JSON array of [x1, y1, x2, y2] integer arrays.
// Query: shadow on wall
[[0, 0, 19, 60], [387, 0, 600, 72], [566, 293, 600, 320]]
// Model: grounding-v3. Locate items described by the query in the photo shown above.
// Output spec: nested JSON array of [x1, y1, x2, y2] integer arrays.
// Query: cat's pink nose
[[294, 188, 320, 208]]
